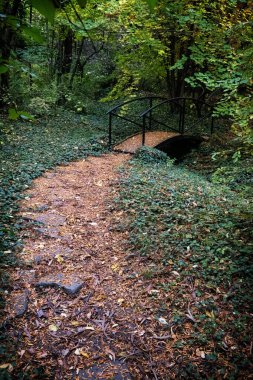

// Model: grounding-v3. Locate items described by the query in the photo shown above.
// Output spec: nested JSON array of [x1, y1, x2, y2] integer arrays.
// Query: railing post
[[142, 115, 146, 146], [108, 112, 112, 150], [149, 97, 153, 130]]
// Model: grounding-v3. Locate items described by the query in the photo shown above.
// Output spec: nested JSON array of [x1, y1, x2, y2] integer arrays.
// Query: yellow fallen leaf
[[205, 310, 215, 319], [111, 264, 119, 271], [71, 321, 80, 326], [80, 350, 89, 358], [49, 324, 58, 332], [55, 254, 64, 264]]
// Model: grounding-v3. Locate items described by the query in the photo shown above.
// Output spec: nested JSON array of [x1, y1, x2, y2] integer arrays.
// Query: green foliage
[[115, 146, 252, 376], [77, 0, 88, 8], [145, 0, 158, 11], [28, 0, 56, 23], [0, 65, 9, 74], [22, 26, 45, 43], [134, 146, 169, 163], [8, 108, 34, 121]]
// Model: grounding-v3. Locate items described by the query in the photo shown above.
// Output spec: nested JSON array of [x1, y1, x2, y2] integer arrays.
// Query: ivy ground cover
[[115, 147, 253, 378]]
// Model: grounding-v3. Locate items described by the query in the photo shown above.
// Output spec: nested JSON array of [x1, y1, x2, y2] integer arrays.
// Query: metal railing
[[107, 96, 214, 148]]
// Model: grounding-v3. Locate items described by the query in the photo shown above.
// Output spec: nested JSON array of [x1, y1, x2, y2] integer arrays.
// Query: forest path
[[5, 153, 161, 379]]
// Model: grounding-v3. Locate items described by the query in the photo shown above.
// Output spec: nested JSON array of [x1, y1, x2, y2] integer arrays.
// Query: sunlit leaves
[[8, 108, 34, 121]]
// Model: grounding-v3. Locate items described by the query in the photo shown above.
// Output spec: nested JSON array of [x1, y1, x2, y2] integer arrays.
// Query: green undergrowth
[[115, 146, 253, 378], [0, 110, 109, 302]]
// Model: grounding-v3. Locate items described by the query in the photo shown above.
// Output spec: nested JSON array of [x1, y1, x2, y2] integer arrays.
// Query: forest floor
[[1, 151, 204, 380], [4, 153, 143, 379], [0, 112, 252, 379]]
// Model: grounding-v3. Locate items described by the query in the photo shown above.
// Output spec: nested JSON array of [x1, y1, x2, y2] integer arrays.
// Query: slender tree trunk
[[169, 33, 176, 98], [29, 5, 33, 89], [62, 29, 73, 74], [0, 0, 23, 107], [69, 38, 85, 88], [49, 28, 55, 77]]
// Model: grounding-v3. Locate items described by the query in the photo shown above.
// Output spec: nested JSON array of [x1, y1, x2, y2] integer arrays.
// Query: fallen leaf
[[49, 324, 58, 332], [55, 254, 64, 263], [158, 317, 168, 325], [80, 350, 90, 358], [83, 326, 95, 331], [205, 310, 215, 319], [111, 264, 119, 271], [71, 321, 80, 326]]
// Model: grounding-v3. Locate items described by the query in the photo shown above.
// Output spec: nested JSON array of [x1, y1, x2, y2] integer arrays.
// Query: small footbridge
[[107, 96, 214, 155]]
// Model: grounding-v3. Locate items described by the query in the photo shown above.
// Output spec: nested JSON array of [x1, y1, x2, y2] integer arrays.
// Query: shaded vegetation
[[0, 0, 252, 378], [114, 144, 253, 378]]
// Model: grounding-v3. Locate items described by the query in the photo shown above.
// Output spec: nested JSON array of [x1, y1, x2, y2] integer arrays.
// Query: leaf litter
[[1, 150, 252, 379], [1, 153, 171, 379]]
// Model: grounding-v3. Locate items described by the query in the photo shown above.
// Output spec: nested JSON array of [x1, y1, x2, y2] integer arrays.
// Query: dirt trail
[[4, 153, 166, 379]]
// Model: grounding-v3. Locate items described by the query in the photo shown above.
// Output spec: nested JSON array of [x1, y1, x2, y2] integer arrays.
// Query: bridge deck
[[113, 131, 180, 153]]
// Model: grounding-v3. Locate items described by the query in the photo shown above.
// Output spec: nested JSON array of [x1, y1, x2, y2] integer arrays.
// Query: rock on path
[[36, 273, 84, 295]]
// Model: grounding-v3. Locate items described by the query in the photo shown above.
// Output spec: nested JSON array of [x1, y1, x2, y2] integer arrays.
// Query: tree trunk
[[62, 29, 73, 74], [0, 0, 23, 107]]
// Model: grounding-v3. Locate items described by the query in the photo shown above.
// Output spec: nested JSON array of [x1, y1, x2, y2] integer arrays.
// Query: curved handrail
[[108, 96, 215, 149], [140, 97, 213, 118], [107, 96, 168, 115]]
